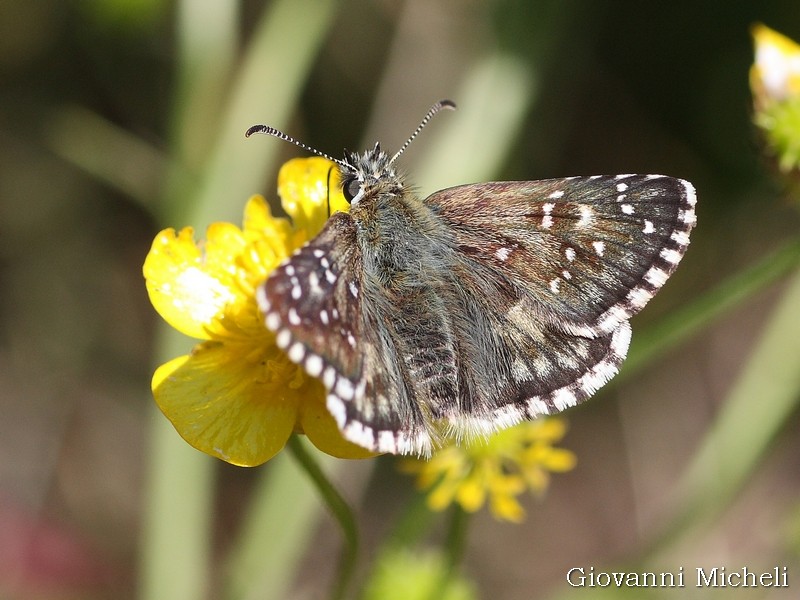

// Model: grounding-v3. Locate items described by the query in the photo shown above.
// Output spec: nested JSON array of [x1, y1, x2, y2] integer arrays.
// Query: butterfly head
[[340, 143, 404, 206]]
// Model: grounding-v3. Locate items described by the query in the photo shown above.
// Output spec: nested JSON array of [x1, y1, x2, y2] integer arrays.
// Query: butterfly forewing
[[426, 174, 696, 336], [258, 212, 434, 455]]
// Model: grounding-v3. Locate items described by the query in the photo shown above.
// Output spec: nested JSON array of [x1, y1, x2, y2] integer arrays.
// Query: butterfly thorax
[[340, 144, 454, 291]]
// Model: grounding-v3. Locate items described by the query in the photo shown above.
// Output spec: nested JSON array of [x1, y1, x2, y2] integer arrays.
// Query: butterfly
[[246, 100, 696, 456]]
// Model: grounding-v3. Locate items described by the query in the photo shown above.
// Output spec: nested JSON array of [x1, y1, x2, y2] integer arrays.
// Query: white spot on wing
[[671, 230, 690, 246], [681, 179, 697, 205], [305, 354, 323, 377], [627, 286, 652, 309], [578, 205, 593, 228], [527, 398, 549, 416], [541, 202, 554, 228], [265, 312, 280, 331], [643, 220, 655, 234], [323, 366, 336, 389], [377, 431, 398, 454], [276, 329, 291, 349], [343, 421, 375, 449], [287, 342, 305, 363], [660, 247, 682, 264], [552, 388, 577, 410], [595, 305, 630, 334], [256, 286, 270, 312], [495, 247, 512, 261], [335, 377, 355, 401], [592, 241, 605, 256], [326, 394, 346, 427], [644, 266, 669, 287]]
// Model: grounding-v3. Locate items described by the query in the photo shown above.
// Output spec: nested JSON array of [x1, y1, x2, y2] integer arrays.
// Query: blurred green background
[[2, 1, 800, 599]]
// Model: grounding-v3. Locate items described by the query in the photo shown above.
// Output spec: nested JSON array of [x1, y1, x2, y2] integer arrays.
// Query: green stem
[[224, 452, 326, 600], [382, 486, 436, 551], [429, 505, 470, 600], [442, 505, 470, 577], [287, 436, 359, 600]]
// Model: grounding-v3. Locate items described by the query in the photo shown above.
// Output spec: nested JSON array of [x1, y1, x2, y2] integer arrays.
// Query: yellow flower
[[401, 419, 576, 523], [144, 158, 374, 466], [751, 23, 800, 109], [750, 24, 800, 175]]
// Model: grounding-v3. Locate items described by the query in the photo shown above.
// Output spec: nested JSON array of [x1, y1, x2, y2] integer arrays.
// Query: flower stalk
[[287, 436, 359, 600]]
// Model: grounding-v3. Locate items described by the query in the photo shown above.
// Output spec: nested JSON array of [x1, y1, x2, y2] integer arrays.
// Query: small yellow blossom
[[401, 419, 576, 523], [751, 24, 800, 174], [144, 158, 375, 465], [751, 24, 800, 108]]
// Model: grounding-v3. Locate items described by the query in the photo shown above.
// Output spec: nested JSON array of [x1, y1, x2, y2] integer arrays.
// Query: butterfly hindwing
[[433, 253, 632, 436]]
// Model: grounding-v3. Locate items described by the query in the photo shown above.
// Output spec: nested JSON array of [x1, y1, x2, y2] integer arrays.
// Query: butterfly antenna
[[245, 124, 353, 171], [390, 99, 456, 164]]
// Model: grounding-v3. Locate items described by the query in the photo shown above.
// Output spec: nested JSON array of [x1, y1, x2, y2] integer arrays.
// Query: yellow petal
[[300, 390, 378, 459], [144, 226, 249, 340], [526, 418, 568, 443], [415, 448, 468, 488], [278, 157, 348, 238], [152, 342, 300, 466], [537, 447, 577, 472], [522, 467, 550, 494], [145, 228, 216, 339], [455, 472, 487, 513], [242, 194, 292, 244], [489, 492, 526, 523], [752, 23, 800, 103], [241, 195, 298, 271], [487, 471, 526, 495], [427, 477, 461, 512]]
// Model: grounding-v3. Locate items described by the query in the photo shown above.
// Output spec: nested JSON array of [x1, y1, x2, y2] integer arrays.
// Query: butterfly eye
[[342, 178, 362, 204]]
